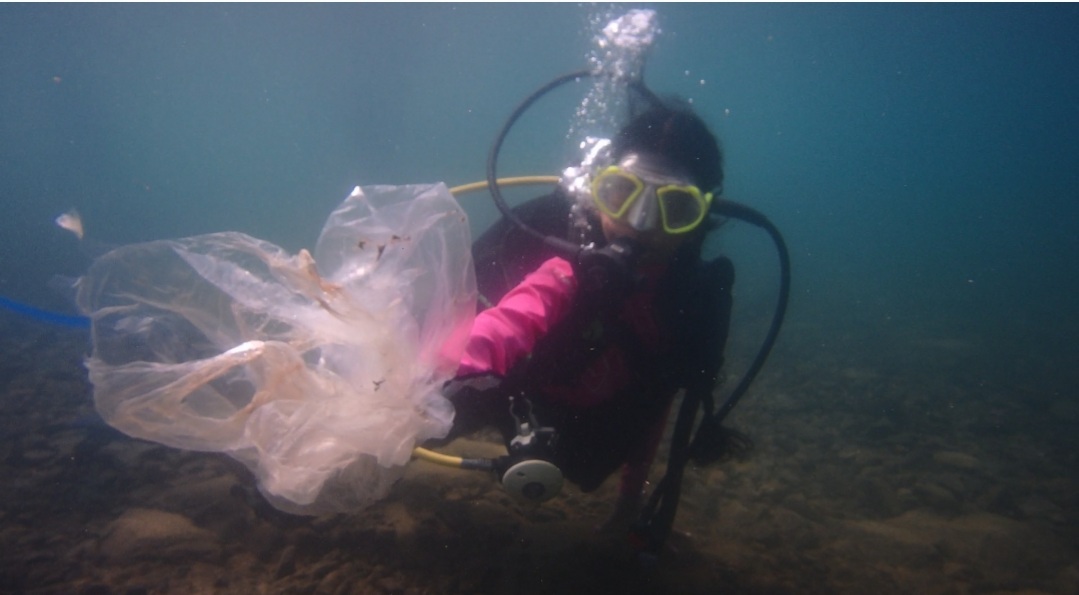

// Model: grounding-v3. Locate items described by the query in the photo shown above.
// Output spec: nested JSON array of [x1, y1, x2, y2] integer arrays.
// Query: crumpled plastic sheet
[[77, 184, 476, 514]]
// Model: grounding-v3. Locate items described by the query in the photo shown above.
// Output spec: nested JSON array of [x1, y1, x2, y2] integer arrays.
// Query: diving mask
[[591, 154, 713, 235]]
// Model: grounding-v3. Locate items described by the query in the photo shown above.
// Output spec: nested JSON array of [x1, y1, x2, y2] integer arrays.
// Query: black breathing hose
[[485, 69, 664, 262], [708, 200, 791, 423], [485, 70, 590, 261]]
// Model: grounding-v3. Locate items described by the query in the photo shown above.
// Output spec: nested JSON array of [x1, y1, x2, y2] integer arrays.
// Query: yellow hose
[[412, 446, 466, 468], [411, 176, 558, 470], [449, 176, 560, 198]]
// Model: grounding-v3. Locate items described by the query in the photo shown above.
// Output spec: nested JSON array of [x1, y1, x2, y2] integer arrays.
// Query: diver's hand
[[596, 492, 643, 535]]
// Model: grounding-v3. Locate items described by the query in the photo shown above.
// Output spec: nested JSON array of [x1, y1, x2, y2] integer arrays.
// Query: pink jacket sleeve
[[458, 257, 577, 377], [457, 255, 667, 499]]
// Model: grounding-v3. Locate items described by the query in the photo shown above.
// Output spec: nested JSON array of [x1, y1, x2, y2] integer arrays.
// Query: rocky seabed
[[1, 316, 1076, 594]]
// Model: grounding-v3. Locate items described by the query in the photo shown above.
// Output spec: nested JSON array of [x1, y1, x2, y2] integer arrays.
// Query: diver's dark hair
[[611, 100, 724, 194]]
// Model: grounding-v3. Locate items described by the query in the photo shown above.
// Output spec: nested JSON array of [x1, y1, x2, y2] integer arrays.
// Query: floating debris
[[55, 208, 84, 240]]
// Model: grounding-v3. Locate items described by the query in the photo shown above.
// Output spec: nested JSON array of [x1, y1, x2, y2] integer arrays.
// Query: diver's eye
[[659, 189, 702, 228], [594, 174, 641, 216]]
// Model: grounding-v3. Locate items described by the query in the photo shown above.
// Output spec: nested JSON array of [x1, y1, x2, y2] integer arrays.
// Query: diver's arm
[[458, 256, 578, 376]]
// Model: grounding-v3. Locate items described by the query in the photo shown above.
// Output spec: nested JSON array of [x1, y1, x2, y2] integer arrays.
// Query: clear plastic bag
[[77, 184, 476, 514]]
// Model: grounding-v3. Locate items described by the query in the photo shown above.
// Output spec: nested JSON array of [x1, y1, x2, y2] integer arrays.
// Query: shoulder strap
[[679, 256, 734, 418], [472, 192, 573, 308]]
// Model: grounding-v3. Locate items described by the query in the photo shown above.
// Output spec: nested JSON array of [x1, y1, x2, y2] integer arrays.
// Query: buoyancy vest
[[470, 191, 734, 490]]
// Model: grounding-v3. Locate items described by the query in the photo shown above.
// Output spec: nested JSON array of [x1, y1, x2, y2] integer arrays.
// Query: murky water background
[[2, 5, 1076, 593]]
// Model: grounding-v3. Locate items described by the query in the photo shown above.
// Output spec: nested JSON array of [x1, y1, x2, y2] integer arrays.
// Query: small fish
[[55, 208, 84, 240]]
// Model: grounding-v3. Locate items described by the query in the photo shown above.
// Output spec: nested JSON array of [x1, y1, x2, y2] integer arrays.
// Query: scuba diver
[[441, 97, 744, 543]]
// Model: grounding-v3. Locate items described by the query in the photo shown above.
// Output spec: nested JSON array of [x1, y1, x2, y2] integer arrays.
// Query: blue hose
[[0, 295, 90, 329]]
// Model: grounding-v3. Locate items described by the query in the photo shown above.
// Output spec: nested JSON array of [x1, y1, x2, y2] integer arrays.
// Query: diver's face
[[596, 153, 697, 265]]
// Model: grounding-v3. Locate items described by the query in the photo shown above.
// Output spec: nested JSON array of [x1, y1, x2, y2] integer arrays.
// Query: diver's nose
[[622, 187, 661, 232]]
